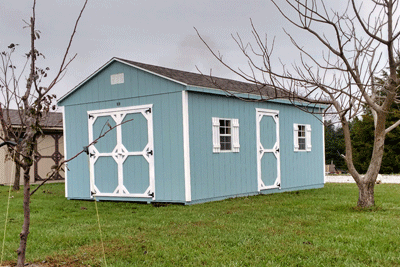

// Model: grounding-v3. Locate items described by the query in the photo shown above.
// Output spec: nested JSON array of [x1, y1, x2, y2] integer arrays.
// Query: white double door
[[88, 104, 155, 198]]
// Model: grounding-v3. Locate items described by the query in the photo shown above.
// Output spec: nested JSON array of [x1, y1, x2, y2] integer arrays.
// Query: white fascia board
[[58, 57, 188, 105]]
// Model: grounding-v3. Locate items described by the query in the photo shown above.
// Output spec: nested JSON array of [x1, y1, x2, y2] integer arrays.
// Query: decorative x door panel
[[88, 104, 155, 198], [256, 108, 281, 190]]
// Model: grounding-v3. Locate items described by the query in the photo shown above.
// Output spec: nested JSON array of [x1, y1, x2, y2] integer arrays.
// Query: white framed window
[[212, 117, 240, 153], [294, 123, 311, 152]]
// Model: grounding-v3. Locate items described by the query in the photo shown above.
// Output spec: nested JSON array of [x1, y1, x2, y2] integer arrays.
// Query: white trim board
[[322, 116, 326, 183], [62, 110, 68, 198], [182, 91, 192, 202]]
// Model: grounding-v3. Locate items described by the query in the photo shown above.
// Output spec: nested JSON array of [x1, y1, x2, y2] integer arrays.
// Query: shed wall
[[187, 91, 324, 203]]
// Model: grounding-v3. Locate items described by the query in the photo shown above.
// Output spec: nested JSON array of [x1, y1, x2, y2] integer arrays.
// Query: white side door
[[256, 108, 281, 190]]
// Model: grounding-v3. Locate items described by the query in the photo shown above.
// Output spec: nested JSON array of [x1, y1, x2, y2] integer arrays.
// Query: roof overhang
[[185, 85, 328, 110]]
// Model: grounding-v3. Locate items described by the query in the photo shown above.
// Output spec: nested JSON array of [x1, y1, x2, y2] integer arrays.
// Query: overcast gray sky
[[0, 0, 333, 104]]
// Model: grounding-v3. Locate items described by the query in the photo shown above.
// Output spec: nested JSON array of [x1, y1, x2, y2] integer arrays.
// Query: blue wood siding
[[60, 62, 186, 202], [187, 91, 324, 203], [59, 61, 183, 107], [278, 105, 324, 190]]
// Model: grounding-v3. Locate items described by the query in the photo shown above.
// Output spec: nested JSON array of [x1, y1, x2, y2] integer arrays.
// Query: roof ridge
[[116, 57, 257, 86], [115, 58, 286, 99], [114, 57, 253, 84]]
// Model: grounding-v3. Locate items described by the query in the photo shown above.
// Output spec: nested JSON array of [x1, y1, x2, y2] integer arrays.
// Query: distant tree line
[[326, 108, 400, 174]]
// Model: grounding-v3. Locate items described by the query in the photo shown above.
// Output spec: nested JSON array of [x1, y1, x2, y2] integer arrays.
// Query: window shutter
[[306, 124, 312, 151], [232, 119, 240, 152], [212, 117, 220, 153], [293, 124, 299, 151]]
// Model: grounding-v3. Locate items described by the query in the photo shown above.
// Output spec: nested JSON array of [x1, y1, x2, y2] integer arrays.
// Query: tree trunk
[[357, 179, 375, 208], [13, 161, 21, 191], [16, 166, 31, 267]]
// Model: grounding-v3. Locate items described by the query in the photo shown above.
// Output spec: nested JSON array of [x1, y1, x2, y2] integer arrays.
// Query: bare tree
[[197, 0, 400, 208], [0, 1, 88, 266]]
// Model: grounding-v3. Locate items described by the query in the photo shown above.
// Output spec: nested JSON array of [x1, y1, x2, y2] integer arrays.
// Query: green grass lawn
[[0, 183, 400, 266]]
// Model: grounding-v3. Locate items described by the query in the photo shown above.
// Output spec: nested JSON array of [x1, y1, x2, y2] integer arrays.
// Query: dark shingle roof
[[4, 109, 62, 128], [117, 58, 288, 98]]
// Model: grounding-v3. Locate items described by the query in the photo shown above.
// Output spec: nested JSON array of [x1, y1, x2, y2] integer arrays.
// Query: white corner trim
[[62, 110, 68, 198], [182, 91, 191, 202], [322, 116, 326, 183]]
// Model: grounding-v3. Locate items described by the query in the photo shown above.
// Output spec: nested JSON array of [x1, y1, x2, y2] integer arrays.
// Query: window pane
[[221, 142, 226, 150], [220, 136, 232, 151], [219, 120, 225, 126], [299, 138, 306, 150], [220, 127, 225, 134], [225, 142, 231, 150], [298, 125, 305, 137]]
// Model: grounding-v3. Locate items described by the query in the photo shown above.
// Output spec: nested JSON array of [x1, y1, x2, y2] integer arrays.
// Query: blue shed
[[58, 57, 325, 204]]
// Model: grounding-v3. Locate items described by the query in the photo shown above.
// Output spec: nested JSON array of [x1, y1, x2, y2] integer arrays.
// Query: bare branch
[[43, 0, 88, 96]]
